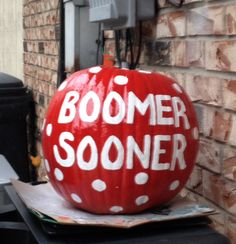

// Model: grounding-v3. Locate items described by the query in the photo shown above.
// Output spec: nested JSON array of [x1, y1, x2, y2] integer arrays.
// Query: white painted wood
[[0, 0, 23, 80]]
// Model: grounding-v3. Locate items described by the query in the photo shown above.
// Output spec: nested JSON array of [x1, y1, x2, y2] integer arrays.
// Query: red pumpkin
[[42, 66, 199, 214]]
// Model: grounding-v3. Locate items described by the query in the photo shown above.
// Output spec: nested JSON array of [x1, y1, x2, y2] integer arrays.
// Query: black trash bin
[[0, 72, 31, 182]]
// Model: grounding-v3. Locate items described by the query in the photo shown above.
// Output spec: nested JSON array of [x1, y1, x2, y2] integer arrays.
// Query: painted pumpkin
[[42, 66, 199, 214]]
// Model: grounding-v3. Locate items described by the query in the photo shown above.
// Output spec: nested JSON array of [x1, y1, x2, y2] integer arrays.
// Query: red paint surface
[[42, 66, 199, 214]]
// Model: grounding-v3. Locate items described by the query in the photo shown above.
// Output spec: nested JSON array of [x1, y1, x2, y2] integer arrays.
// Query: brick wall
[[23, 0, 60, 177], [140, 0, 236, 242]]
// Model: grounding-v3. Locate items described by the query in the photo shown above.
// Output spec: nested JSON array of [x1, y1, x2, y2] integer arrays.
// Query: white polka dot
[[71, 193, 82, 203], [172, 83, 182, 93], [58, 81, 67, 91], [54, 168, 64, 181], [192, 127, 199, 140], [135, 195, 149, 206], [169, 180, 180, 191], [44, 159, 50, 172], [138, 70, 152, 74], [110, 206, 123, 213], [42, 119, 46, 131], [92, 179, 107, 192], [135, 173, 149, 185], [46, 124, 53, 136], [89, 66, 102, 74], [114, 75, 128, 85]]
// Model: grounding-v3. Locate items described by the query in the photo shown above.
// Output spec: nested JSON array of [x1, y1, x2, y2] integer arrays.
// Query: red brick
[[37, 163, 47, 181], [144, 41, 171, 66], [185, 75, 223, 106], [48, 84, 57, 97], [209, 213, 226, 236], [183, 189, 226, 235], [226, 5, 236, 35], [24, 75, 38, 90], [43, 10, 59, 26], [171, 41, 188, 67], [25, 41, 39, 53], [205, 40, 236, 72], [202, 106, 215, 136], [24, 52, 41, 66], [37, 68, 57, 84], [202, 170, 224, 208], [223, 80, 236, 111], [24, 64, 37, 78], [33, 92, 40, 105], [186, 41, 205, 68], [157, 0, 169, 8], [32, 92, 40, 104], [104, 30, 114, 39], [186, 166, 203, 194], [37, 115, 44, 130], [223, 146, 236, 181], [24, 28, 37, 40], [157, 0, 203, 8], [43, 41, 59, 55], [187, 6, 225, 35], [167, 72, 185, 87], [38, 81, 50, 95], [35, 105, 47, 119], [156, 11, 186, 38], [139, 50, 145, 65], [51, 72, 57, 85], [211, 111, 232, 142], [23, 5, 30, 16], [25, 1, 38, 16], [104, 39, 115, 56], [36, 140, 43, 158], [201, 108, 232, 142], [202, 174, 236, 215], [49, 0, 60, 10], [24, 10, 59, 28], [142, 20, 156, 38], [44, 96, 52, 108], [40, 26, 58, 40], [228, 114, 236, 147], [40, 55, 58, 70], [226, 215, 236, 244], [37, 68, 46, 82], [25, 26, 58, 41], [223, 180, 236, 215], [197, 138, 221, 174]]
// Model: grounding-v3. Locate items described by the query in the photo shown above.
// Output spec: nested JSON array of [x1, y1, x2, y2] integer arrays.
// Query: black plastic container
[[0, 73, 31, 182]]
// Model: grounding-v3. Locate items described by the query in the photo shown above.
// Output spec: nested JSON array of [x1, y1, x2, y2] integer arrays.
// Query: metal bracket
[[63, 0, 100, 72], [89, 0, 155, 29], [63, 0, 89, 6]]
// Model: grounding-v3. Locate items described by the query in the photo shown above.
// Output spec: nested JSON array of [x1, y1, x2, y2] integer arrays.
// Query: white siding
[[0, 0, 23, 80]]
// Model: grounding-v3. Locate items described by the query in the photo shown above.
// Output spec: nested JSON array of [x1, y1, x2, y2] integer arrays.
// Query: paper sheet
[[12, 180, 215, 228]]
